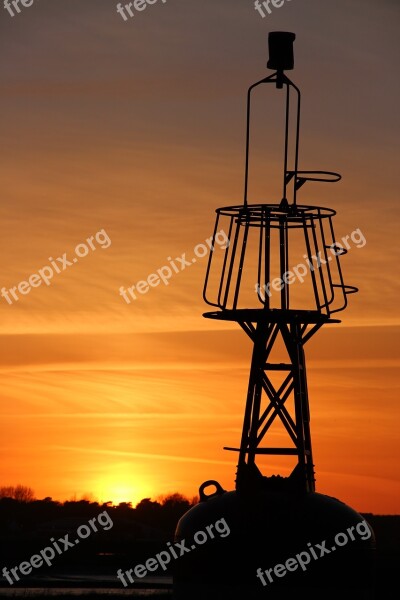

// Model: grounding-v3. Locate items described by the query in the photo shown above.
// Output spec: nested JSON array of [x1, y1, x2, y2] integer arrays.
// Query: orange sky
[[0, 0, 399, 513]]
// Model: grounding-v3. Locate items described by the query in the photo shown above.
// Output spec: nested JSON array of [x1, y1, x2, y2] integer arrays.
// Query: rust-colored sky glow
[[0, 0, 399, 513]]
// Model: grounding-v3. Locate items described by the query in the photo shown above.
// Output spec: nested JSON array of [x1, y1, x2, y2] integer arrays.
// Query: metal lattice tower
[[203, 32, 357, 494]]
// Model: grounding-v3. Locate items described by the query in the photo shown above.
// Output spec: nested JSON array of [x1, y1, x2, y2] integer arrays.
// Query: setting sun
[[92, 474, 153, 507]]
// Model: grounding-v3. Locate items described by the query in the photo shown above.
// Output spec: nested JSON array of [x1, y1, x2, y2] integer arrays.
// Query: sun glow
[[93, 475, 153, 507]]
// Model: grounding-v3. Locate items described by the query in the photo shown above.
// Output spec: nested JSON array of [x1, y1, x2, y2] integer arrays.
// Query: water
[[0, 589, 172, 598]]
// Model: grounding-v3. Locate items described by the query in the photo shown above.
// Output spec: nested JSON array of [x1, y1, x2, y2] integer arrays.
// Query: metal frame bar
[[236, 319, 320, 492]]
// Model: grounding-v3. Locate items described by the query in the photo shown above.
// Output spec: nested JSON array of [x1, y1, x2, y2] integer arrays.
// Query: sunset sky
[[0, 0, 399, 514]]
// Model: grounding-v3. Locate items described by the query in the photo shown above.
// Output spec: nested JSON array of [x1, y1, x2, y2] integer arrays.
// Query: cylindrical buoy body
[[174, 485, 376, 600]]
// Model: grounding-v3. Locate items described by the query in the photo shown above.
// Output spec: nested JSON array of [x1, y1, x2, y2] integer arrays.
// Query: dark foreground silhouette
[[0, 493, 397, 596]]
